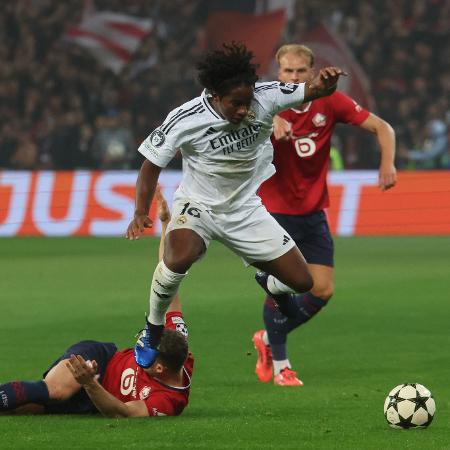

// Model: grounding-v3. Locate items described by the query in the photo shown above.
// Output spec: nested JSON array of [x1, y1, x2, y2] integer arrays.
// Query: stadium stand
[[0, 0, 448, 170]]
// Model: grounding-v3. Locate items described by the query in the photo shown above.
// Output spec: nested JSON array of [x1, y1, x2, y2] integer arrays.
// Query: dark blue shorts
[[43, 340, 117, 415], [271, 210, 334, 267]]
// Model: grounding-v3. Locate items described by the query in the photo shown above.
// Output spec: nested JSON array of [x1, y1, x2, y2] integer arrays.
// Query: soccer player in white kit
[[126, 43, 346, 368]]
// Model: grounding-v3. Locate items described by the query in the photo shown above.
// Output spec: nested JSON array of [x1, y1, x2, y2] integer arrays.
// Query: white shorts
[[166, 196, 296, 265]]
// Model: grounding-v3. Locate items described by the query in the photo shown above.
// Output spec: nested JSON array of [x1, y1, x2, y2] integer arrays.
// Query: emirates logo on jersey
[[209, 123, 261, 155], [312, 113, 327, 127]]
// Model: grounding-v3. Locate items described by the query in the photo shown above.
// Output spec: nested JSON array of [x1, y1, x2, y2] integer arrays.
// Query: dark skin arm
[[303, 66, 347, 102], [273, 67, 347, 140], [126, 159, 162, 240]]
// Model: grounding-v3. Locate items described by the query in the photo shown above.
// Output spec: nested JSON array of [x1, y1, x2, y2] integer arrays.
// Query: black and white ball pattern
[[175, 322, 188, 338], [384, 383, 435, 429]]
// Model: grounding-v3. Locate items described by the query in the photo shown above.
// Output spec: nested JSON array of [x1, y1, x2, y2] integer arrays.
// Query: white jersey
[[138, 81, 305, 212]]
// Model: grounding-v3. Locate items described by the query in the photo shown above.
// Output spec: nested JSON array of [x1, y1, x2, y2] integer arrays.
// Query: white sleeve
[[138, 109, 189, 168], [255, 81, 306, 116]]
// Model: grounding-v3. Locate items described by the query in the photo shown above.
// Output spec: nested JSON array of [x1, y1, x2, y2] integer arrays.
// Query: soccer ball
[[384, 383, 435, 429]]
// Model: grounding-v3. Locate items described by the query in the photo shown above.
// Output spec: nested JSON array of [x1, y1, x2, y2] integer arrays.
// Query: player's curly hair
[[157, 328, 188, 372], [197, 42, 259, 97]]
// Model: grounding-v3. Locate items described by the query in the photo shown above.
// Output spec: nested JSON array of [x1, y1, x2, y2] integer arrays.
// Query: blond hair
[[275, 44, 315, 67]]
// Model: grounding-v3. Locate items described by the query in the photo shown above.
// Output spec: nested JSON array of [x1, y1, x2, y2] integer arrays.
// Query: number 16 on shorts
[[180, 202, 202, 218]]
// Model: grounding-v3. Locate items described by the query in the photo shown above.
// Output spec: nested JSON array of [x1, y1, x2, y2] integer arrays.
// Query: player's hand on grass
[[273, 115, 293, 141], [66, 355, 98, 386], [378, 163, 397, 191], [155, 184, 171, 223], [126, 212, 153, 240], [308, 67, 347, 97]]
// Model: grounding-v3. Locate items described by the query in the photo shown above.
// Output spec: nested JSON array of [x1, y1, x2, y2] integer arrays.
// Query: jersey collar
[[291, 101, 312, 114], [201, 89, 223, 120], [152, 366, 191, 391]]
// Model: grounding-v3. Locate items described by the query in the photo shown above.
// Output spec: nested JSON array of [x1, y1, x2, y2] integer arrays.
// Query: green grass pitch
[[1, 236, 449, 449]]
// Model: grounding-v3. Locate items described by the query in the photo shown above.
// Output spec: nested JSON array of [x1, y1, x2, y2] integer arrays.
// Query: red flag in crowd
[[301, 24, 374, 109], [64, 12, 153, 74], [204, 0, 290, 74]]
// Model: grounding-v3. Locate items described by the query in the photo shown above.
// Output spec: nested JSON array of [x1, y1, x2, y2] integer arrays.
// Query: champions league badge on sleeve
[[150, 129, 166, 147], [279, 82, 299, 94]]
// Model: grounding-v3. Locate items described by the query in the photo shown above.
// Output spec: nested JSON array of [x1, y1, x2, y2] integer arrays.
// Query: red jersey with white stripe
[[101, 312, 193, 417], [258, 91, 369, 215]]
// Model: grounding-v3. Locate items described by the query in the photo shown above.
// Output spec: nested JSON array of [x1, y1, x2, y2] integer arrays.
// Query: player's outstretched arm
[[126, 160, 162, 240], [359, 113, 397, 191], [66, 355, 149, 418], [304, 67, 347, 102]]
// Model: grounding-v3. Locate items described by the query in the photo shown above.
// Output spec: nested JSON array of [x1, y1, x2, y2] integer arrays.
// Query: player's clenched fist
[[126, 213, 153, 240], [307, 66, 347, 99], [273, 115, 293, 141]]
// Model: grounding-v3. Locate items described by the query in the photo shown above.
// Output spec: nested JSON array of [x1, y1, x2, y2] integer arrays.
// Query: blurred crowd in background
[[1, 0, 449, 171]]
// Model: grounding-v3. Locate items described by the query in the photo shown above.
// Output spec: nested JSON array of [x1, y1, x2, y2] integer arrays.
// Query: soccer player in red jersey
[[0, 189, 193, 417], [252, 44, 397, 386]]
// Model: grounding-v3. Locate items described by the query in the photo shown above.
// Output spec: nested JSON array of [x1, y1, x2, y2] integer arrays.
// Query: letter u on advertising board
[[1, 170, 449, 237]]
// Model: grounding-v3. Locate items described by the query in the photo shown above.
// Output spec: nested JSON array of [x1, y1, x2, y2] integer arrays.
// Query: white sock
[[273, 359, 291, 376], [266, 275, 295, 295], [262, 331, 270, 346], [148, 261, 186, 325]]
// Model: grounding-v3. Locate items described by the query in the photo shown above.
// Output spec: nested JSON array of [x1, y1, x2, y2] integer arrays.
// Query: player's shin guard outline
[[148, 261, 186, 326]]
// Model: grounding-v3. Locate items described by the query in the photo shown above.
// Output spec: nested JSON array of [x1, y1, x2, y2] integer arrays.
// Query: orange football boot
[[273, 368, 304, 386], [252, 330, 273, 383]]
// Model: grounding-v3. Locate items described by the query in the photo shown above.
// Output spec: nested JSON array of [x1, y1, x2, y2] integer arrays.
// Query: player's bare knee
[[164, 257, 189, 274], [311, 283, 334, 301], [293, 272, 314, 293], [304, 274, 314, 292], [164, 239, 204, 273], [164, 250, 197, 273], [45, 381, 73, 403]]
